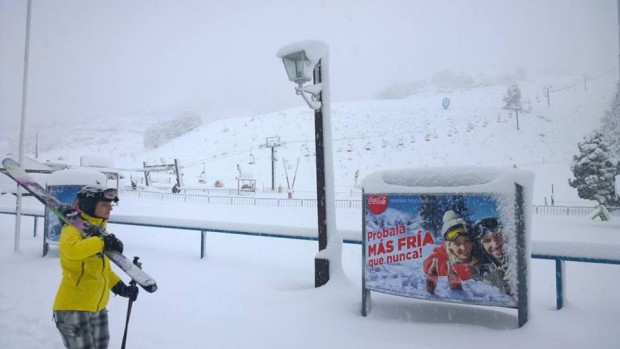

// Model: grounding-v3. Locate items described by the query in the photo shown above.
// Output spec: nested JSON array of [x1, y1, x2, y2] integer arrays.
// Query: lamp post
[[277, 41, 340, 287]]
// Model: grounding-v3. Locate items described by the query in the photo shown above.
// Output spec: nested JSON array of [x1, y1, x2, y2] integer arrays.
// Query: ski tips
[[2, 158, 17, 173], [2, 157, 18, 167], [2, 158, 21, 178]]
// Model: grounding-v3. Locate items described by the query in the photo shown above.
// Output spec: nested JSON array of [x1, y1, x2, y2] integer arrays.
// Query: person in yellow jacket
[[53, 185, 138, 349]]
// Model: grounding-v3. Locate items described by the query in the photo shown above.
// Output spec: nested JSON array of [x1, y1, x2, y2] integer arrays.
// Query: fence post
[[200, 230, 206, 259], [555, 259, 566, 309]]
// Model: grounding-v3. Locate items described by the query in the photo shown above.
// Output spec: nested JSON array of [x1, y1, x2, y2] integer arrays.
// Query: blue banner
[[45, 186, 82, 243]]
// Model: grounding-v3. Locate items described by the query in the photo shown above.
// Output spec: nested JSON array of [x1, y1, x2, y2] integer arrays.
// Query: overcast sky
[[1, 0, 617, 131]]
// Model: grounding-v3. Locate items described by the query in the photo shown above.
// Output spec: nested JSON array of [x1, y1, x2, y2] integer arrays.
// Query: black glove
[[82, 223, 104, 237], [102, 234, 124, 254], [112, 281, 139, 301]]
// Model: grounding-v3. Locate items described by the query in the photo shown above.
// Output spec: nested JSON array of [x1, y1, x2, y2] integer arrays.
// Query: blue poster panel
[[45, 186, 82, 243], [363, 193, 519, 308]]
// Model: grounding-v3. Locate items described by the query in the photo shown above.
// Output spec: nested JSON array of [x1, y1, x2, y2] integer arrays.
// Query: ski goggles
[[444, 224, 470, 241], [475, 218, 502, 238], [478, 225, 501, 238], [102, 188, 119, 202]]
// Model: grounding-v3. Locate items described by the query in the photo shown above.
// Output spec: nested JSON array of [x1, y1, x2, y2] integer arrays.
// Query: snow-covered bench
[[531, 241, 620, 309]]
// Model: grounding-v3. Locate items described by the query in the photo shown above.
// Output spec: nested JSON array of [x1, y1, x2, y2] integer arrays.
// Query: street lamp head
[[277, 41, 326, 83], [280, 51, 314, 84], [277, 41, 328, 110]]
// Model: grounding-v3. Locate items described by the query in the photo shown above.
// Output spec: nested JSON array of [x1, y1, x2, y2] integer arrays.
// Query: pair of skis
[[2, 158, 157, 293]]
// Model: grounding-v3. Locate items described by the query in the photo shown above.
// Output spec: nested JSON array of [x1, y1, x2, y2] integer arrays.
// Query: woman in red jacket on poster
[[423, 210, 479, 294]]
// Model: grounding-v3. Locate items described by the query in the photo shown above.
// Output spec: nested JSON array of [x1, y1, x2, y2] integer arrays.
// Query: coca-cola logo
[[367, 195, 388, 215]]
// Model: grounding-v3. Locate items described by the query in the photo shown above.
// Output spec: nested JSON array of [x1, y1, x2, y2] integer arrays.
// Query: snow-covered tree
[[144, 111, 202, 149], [600, 82, 620, 160], [430, 70, 476, 91], [419, 195, 443, 239], [448, 195, 472, 223], [502, 84, 524, 130], [569, 131, 619, 206]]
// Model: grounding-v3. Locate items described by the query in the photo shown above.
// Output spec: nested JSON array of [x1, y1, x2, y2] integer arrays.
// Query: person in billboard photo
[[423, 210, 479, 294], [474, 217, 510, 294]]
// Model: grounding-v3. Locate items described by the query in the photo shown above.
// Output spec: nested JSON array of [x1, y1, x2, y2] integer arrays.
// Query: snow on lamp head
[[277, 41, 327, 110]]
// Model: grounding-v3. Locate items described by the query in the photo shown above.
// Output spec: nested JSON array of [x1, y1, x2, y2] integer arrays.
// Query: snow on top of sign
[[47, 168, 107, 186], [362, 166, 535, 194]]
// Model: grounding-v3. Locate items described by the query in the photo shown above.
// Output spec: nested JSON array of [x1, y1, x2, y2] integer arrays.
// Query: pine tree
[[143, 111, 202, 149], [600, 82, 620, 160], [569, 131, 619, 206], [419, 195, 444, 239], [502, 84, 523, 130], [449, 195, 472, 223]]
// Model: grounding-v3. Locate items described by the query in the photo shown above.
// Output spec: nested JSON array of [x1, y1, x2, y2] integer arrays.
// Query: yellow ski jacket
[[53, 213, 122, 312]]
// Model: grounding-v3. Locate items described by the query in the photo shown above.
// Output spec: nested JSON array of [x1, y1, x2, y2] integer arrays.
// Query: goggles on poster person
[[102, 188, 119, 203], [478, 224, 502, 239], [475, 218, 502, 239], [444, 224, 470, 241]]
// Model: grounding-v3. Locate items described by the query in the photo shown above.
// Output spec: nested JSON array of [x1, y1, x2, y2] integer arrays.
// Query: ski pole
[[121, 257, 141, 349]]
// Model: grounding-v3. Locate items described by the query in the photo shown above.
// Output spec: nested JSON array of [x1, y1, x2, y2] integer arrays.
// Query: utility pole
[[259, 136, 283, 191], [15, 0, 33, 253]]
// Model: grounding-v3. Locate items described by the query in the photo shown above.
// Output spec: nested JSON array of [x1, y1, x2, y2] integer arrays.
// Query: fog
[[0, 0, 617, 131]]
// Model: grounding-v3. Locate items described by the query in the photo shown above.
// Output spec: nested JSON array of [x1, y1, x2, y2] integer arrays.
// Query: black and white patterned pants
[[53, 310, 109, 349]]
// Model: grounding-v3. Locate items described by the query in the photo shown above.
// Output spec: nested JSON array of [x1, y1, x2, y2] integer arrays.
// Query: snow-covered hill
[[2, 74, 616, 205]]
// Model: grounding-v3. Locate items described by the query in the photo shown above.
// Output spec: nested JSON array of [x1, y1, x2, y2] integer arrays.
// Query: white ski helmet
[[441, 210, 470, 241], [76, 184, 119, 216]]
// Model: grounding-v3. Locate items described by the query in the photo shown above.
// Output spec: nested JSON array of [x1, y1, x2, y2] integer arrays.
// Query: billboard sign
[[364, 193, 517, 308], [361, 167, 534, 327]]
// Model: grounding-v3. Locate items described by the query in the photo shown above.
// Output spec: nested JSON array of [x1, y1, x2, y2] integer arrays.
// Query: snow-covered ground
[[1, 74, 619, 348], [0, 196, 619, 348], [1, 74, 616, 206]]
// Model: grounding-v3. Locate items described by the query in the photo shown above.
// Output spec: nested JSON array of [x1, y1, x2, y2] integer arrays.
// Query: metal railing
[[1, 203, 618, 261], [119, 189, 362, 209], [532, 205, 620, 216], [0, 209, 361, 259], [121, 189, 617, 215]]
